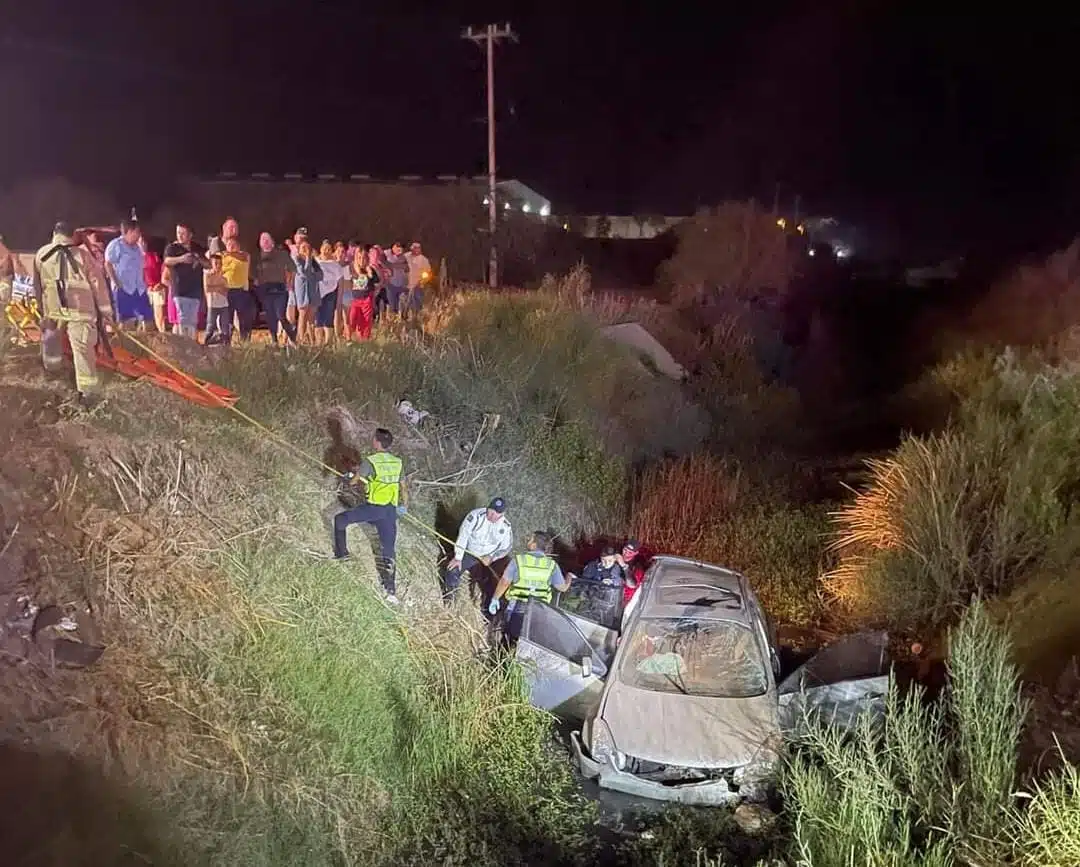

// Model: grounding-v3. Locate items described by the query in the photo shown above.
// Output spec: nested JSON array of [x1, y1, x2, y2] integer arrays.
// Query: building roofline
[[191, 172, 494, 185]]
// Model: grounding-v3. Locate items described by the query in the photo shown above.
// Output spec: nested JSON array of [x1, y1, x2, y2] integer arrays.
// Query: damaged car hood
[[601, 680, 779, 768]]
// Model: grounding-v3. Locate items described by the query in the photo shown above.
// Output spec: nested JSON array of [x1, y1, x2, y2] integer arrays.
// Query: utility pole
[[462, 22, 517, 288]]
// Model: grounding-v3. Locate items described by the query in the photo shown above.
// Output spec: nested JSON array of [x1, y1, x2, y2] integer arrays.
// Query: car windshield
[[619, 618, 769, 698]]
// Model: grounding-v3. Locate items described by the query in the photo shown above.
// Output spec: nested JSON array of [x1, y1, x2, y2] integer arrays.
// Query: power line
[[462, 23, 517, 289]]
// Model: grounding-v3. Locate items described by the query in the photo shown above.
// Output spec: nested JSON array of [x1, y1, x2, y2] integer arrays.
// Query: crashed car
[[513, 555, 889, 806]]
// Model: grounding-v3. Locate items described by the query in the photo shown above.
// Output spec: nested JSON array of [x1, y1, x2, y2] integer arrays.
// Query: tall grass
[[1016, 759, 1080, 866], [629, 453, 828, 625], [50, 276, 719, 864], [783, 602, 1026, 866], [77, 425, 594, 866], [824, 351, 1080, 631]]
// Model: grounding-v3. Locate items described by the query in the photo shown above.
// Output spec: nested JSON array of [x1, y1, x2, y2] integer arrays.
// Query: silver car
[[513, 555, 889, 806]]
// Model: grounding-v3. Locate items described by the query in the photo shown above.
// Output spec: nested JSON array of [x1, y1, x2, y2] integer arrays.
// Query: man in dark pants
[[332, 428, 407, 605], [443, 497, 513, 605]]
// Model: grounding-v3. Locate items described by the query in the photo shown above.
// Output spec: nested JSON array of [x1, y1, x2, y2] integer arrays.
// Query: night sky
[[3, 3, 1080, 258]]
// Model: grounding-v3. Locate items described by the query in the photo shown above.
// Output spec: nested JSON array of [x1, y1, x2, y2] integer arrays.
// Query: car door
[[777, 631, 891, 735], [515, 601, 609, 722], [553, 580, 622, 667]]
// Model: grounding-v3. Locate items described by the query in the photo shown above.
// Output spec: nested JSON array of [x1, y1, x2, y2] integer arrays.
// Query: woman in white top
[[314, 240, 348, 346]]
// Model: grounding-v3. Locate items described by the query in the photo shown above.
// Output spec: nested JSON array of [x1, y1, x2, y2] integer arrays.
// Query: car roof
[[638, 556, 754, 624]]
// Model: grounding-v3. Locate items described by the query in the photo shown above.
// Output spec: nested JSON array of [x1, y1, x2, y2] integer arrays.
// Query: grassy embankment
[[21, 276, 819, 866], [778, 325, 1080, 864], [17, 257, 1080, 865]]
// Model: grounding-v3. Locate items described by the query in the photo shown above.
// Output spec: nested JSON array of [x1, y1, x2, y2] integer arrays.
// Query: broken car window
[[619, 618, 769, 698]]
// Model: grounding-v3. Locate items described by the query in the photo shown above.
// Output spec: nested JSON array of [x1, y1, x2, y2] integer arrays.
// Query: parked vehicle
[[513, 555, 889, 806]]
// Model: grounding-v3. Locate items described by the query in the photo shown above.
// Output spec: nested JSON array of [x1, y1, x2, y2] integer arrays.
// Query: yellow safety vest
[[506, 553, 556, 603], [364, 452, 402, 506]]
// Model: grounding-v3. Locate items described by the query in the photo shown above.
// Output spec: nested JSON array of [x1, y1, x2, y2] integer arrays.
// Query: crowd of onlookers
[[55, 217, 433, 348]]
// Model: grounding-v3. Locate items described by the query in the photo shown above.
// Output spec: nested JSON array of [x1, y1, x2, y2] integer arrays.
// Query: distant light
[[808, 247, 816, 257], [835, 246, 851, 260], [504, 202, 510, 210], [522, 203, 531, 213], [796, 223, 805, 234], [776, 217, 787, 229], [482, 196, 490, 205], [540, 203, 551, 217], [563, 223, 569, 230]]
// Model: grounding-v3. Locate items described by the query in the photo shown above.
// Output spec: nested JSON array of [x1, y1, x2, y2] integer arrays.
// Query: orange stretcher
[[11, 308, 238, 408], [95, 339, 239, 408]]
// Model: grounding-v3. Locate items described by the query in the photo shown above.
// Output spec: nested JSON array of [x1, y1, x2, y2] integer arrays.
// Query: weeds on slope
[[824, 350, 1080, 632], [70, 282, 706, 864], [783, 602, 1026, 866], [1015, 757, 1080, 866], [83, 433, 593, 867], [783, 600, 1080, 866], [630, 454, 828, 626]]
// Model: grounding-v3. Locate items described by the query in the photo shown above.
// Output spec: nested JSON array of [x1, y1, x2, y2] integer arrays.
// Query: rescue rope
[[6, 281, 482, 564], [118, 332, 482, 559]]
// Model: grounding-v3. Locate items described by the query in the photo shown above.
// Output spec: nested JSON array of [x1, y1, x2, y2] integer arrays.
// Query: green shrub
[[782, 602, 1026, 866], [702, 501, 830, 627], [1016, 759, 1080, 867], [528, 420, 628, 527], [825, 351, 1080, 631]]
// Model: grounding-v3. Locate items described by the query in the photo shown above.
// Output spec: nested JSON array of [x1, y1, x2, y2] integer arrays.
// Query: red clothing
[[348, 296, 374, 339], [569, 538, 652, 603], [621, 549, 652, 603], [143, 251, 163, 287]]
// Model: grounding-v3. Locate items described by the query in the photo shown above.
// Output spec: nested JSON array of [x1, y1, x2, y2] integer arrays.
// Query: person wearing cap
[[618, 539, 648, 602], [33, 221, 114, 405], [444, 498, 513, 603], [487, 531, 571, 617], [579, 545, 626, 587]]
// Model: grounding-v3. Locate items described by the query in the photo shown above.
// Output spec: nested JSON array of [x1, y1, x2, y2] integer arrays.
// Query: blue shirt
[[104, 238, 146, 295]]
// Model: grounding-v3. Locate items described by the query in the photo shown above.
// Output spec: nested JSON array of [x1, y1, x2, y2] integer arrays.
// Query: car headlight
[[589, 718, 625, 768]]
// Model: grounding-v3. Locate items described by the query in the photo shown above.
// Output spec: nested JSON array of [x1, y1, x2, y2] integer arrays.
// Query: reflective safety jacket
[[506, 553, 557, 603], [364, 452, 403, 506], [34, 233, 111, 323]]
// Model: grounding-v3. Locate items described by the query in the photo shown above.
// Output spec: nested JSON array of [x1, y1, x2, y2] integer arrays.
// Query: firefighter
[[488, 531, 571, 617], [331, 427, 407, 605], [34, 222, 113, 405]]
